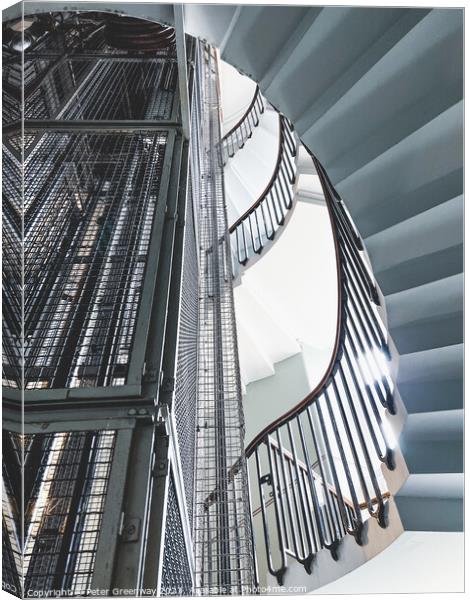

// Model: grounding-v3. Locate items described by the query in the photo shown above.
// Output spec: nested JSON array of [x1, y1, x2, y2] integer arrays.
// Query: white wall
[[219, 60, 257, 135], [313, 531, 464, 594]]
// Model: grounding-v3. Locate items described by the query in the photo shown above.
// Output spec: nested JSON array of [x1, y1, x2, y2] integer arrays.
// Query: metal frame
[[174, 4, 191, 141], [4, 120, 182, 135], [2, 12, 198, 598]]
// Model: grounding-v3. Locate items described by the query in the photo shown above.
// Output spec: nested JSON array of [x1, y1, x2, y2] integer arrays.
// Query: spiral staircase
[[5, 2, 463, 595], [209, 6, 464, 592], [205, 2, 463, 521]]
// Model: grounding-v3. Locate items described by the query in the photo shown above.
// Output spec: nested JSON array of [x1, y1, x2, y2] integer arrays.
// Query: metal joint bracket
[[155, 405, 171, 435], [154, 457, 169, 479], [161, 376, 175, 393], [143, 369, 159, 383], [260, 473, 272, 486], [121, 517, 141, 543]]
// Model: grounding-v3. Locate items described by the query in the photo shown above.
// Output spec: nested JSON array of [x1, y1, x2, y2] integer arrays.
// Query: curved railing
[[245, 152, 396, 585], [219, 85, 265, 166], [229, 114, 298, 266]]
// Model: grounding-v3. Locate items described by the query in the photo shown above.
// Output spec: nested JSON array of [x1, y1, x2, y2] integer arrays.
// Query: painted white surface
[[234, 199, 337, 391], [313, 531, 465, 594], [224, 109, 280, 224], [219, 60, 257, 135]]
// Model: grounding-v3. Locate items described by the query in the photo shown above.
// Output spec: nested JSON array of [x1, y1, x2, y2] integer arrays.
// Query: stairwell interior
[[1, 2, 464, 597]]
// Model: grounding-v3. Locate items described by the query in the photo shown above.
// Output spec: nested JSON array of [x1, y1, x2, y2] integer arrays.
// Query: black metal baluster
[[337, 361, 387, 524], [344, 281, 394, 411], [254, 446, 286, 583], [322, 388, 364, 542], [274, 431, 302, 562], [305, 403, 342, 545], [331, 374, 374, 527], [345, 304, 393, 414], [296, 415, 339, 558], [286, 421, 317, 562], [344, 329, 394, 472]]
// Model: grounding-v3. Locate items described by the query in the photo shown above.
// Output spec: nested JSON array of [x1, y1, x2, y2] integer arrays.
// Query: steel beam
[[4, 382, 142, 403], [22, 53, 178, 62], [174, 4, 191, 140], [141, 416, 171, 592], [126, 130, 179, 388], [111, 420, 155, 594], [152, 139, 189, 408], [4, 120, 181, 135], [142, 137, 192, 589], [91, 428, 134, 594], [135, 134, 183, 394]]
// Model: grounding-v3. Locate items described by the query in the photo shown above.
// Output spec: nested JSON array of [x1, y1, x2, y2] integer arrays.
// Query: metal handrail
[[219, 85, 265, 166], [245, 150, 395, 585], [229, 114, 298, 266]]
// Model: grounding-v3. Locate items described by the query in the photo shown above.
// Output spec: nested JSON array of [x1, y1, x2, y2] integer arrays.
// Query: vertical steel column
[[91, 428, 134, 594], [174, 5, 191, 141], [110, 420, 154, 595]]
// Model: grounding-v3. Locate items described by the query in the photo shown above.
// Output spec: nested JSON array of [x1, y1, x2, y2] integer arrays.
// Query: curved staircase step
[[400, 409, 463, 475], [398, 344, 463, 413], [305, 10, 462, 183], [366, 195, 463, 295], [337, 101, 463, 239], [386, 273, 463, 354], [395, 473, 463, 532]]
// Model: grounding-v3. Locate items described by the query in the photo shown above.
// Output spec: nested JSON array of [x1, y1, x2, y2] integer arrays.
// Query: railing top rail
[[228, 114, 293, 233], [221, 85, 262, 143], [245, 153, 344, 458]]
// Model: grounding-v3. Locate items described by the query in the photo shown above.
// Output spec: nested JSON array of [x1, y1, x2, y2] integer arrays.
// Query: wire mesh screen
[[23, 430, 116, 596], [19, 131, 168, 389], [3, 16, 103, 124], [2, 145, 22, 388], [2, 49, 21, 125], [3, 13, 178, 391], [2, 433, 22, 597], [192, 43, 256, 595], [161, 475, 194, 596], [24, 57, 177, 122], [174, 174, 199, 527]]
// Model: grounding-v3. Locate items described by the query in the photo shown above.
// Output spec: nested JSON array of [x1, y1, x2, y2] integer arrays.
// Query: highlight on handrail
[[219, 85, 265, 166], [229, 114, 298, 265], [244, 151, 395, 585]]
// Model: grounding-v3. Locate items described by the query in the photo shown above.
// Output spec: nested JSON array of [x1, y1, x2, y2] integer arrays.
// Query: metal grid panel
[[2, 433, 22, 597], [24, 57, 93, 120], [3, 49, 22, 125], [3, 16, 105, 124], [192, 43, 256, 595], [2, 146, 22, 388], [161, 475, 193, 596], [60, 59, 177, 122], [3, 14, 180, 392], [174, 174, 199, 526], [20, 131, 167, 389], [23, 430, 116, 596]]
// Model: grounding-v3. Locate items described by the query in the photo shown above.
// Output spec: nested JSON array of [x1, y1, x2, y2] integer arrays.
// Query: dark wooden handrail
[[221, 85, 263, 143], [241, 145, 395, 583], [245, 151, 343, 458], [228, 113, 284, 233], [228, 114, 298, 266]]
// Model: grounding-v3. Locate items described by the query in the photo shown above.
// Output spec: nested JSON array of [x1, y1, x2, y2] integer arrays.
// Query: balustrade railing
[[245, 152, 396, 585], [219, 85, 264, 166], [229, 114, 298, 265]]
